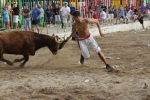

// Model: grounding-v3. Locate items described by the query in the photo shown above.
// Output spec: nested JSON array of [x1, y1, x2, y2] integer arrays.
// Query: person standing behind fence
[[108, 2, 115, 25], [60, 2, 70, 32], [22, 4, 31, 31], [3, 7, 10, 30], [53, 4, 61, 28], [31, 4, 41, 33], [46, 5, 53, 27], [12, 3, 20, 29], [70, 4, 76, 23], [38, 4, 44, 27]]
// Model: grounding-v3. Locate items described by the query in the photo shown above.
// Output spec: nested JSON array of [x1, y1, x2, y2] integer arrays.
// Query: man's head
[[72, 11, 80, 21], [34, 4, 37, 8], [47, 5, 50, 9], [55, 4, 58, 8], [38, 4, 41, 8], [24, 4, 28, 9], [65, 2, 68, 7]]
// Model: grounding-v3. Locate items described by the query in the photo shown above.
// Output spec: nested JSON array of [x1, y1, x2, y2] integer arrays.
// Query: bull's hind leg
[[19, 54, 29, 67], [14, 58, 24, 62], [0, 54, 14, 66]]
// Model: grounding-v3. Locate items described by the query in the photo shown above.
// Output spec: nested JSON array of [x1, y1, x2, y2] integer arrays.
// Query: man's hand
[[100, 32, 105, 37]]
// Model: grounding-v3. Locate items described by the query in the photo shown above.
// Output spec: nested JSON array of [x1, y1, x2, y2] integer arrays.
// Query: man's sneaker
[[80, 54, 84, 64], [106, 64, 113, 71]]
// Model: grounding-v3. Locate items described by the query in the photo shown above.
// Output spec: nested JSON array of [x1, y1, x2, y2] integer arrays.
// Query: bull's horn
[[55, 36, 64, 44]]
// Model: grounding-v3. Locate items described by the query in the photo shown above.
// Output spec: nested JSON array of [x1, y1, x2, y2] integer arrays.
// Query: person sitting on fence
[[125, 9, 135, 23], [99, 8, 106, 23], [116, 6, 125, 24], [31, 4, 41, 33], [3, 7, 10, 30], [22, 3, 31, 31], [148, 8, 150, 20]]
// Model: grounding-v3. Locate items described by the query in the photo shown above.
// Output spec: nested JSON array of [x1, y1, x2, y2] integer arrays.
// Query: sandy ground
[[0, 29, 150, 100]]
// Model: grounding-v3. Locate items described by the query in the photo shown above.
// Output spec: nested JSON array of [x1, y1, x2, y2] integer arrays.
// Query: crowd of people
[[2, 2, 150, 32]]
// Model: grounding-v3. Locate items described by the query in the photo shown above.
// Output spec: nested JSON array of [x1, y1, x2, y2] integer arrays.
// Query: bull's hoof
[[19, 64, 25, 67], [6, 61, 14, 66]]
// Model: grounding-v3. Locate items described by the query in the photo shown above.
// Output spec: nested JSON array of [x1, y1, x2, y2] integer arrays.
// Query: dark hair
[[72, 11, 80, 17]]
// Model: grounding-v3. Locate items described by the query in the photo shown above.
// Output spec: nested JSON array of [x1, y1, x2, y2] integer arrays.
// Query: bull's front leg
[[20, 54, 29, 67], [0, 55, 14, 66]]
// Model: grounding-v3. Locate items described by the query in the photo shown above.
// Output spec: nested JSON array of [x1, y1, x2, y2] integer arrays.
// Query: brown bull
[[0, 31, 65, 67]]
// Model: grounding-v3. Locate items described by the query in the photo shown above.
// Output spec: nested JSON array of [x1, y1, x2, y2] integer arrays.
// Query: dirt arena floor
[[0, 29, 150, 100]]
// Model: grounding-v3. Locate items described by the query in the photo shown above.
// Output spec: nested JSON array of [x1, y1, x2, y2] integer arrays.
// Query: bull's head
[[48, 34, 67, 55]]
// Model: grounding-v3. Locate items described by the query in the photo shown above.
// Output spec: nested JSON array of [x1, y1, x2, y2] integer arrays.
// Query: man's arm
[[85, 18, 104, 37], [37, 9, 41, 20], [67, 23, 78, 40]]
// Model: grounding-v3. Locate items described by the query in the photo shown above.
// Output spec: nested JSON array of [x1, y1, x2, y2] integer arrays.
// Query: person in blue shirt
[[3, 7, 10, 30], [141, 4, 146, 12], [31, 4, 41, 33], [116, 6, 125, 24]]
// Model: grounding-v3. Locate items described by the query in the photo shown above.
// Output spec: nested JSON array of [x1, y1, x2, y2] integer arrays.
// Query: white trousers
[[78, 35, 101, 58]]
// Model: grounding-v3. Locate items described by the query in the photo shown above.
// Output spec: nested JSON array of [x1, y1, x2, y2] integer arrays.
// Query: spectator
[[108, 2, 115, 25], [141, 3, 146, 12], [85, 4, 89, 18], [70, 4, 75, 23], [22, 4, 31, 31], [125, 4, 130, 12], [93, 10, 98, 19], [3, 7, 10, 30], [126, 10, 135, 23], [131, 4, 135, 10], [31, 4, 41, 33], [99, 8, 106, 23], [146, 3, 149, 9], [53, 4, 61, 27], [46, 5, 53, 27], [60, 2, 70, 32], [89, 8, 94, 18], [148, 8, 150, 20], [38, 4, 44, 27], [124, 7, 127, 16], [7, 2, 12, 12], [101, 3, 107, 12], [12, 3, 20, 29], [116, 6, 125, 24], [114, 5, 117, 18], [142, 9, 148, 20]]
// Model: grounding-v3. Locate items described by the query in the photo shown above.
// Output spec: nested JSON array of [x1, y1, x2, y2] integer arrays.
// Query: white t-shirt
[[126, 10, 132, 18], [60, 6, 70, 17], [100, 11, 106, 19]]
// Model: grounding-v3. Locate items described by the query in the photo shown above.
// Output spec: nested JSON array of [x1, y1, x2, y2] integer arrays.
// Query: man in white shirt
[[125, 9, 135, 24], [99, 8, 106, 23], [60, 2, 70, 32]]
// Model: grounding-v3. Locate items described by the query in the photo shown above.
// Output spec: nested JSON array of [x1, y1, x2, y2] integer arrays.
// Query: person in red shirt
[[131, 4, 135, 10], [142, 9, 148, 19], [93, 10, 98, 19]]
